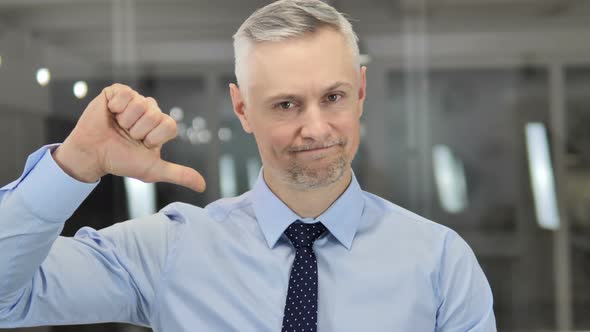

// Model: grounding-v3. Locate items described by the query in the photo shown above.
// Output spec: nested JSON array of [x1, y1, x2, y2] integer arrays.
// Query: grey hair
[[233, 0, 360, 88]]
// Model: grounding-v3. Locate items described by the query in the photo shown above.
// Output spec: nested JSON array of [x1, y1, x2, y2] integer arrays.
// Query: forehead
[[245, 27, 358, 97]]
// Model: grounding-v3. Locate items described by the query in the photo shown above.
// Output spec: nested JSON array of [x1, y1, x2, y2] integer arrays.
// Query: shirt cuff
[[16, 144, 100, 223]]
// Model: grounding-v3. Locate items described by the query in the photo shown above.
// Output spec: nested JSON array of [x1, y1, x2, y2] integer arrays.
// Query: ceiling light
[[169, 107, 184, 122], [218, 127, 232, 142], [36, 68, 51, 86], [197, 129, 211, 144], [73, 81, 88, 99], [525, 122, 560, 230], [192, 116, 206, 130], [432, 145, 468, 214]]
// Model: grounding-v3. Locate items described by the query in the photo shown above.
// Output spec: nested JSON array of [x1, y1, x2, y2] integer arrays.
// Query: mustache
[[288, 138, 346, 152]]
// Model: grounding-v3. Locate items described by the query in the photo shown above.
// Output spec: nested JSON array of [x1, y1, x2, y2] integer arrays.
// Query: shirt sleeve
[[435, 230, 497, 332], [0, 144, 174, 328]]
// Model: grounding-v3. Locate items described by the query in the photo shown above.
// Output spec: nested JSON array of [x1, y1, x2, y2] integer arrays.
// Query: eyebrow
[[264, 81, 353, 104]]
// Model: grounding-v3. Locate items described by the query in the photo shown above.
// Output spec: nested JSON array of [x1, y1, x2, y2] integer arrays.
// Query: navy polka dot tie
[[281, 222, 327, 332]]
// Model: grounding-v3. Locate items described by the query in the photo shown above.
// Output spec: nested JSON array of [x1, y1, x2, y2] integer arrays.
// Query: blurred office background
[[0, 0, 589, 331]]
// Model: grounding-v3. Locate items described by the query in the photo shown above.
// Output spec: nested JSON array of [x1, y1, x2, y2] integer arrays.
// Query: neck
[[263, 168, 353, 219]]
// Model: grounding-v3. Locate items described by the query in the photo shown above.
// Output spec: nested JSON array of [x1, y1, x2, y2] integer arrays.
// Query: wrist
[[51, 142, 104, 183]]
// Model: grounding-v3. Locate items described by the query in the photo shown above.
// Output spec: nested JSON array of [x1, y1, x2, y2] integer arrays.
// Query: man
[[0, 0, 496, 331]]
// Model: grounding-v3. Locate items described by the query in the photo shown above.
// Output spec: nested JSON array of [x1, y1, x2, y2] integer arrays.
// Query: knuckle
[[146, 96, 158, 106], [115, 113, 130, 128], [129, 98, 146, 114], [108, 83, 125, 95], [122, 89, 135, 101], [127, 122, 138, 134], [144, 135, 159, 148], [115, 83, 131, 92], [105, 84, 135, 107], [129, 126, 144, 140], [170, 119, 178, 133], [128, 130, 139, 140], [145, 111, 159, 124], [114, 117, 125, 129], [164, 115, 175, 126], [143, 136, 155, 147], [116, 115, 132, 130], [140, 97, 151, 110], [165, 117, 177, 133]]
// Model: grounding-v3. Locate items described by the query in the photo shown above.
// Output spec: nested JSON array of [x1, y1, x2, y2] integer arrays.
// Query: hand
[[52, 83, 206, 192]]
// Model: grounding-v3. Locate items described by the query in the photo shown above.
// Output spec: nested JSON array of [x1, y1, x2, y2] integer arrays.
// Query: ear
[[229, 83, 253, 134], [357, 66, 367, 119]]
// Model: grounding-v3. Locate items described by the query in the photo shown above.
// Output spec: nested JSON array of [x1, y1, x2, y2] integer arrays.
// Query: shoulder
[[158, 201, 208, 224], [360, 190, 476, 267], [158, 190, 254, 226], [204, 191, 255, 222], [361, 190, 455, 242]]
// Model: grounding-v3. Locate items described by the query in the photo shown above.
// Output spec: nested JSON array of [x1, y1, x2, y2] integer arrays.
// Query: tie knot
[[284, 222, 327, 249]]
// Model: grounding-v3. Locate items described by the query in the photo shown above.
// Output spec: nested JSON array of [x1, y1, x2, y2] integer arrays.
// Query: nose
[[299, 105, 331, 141]]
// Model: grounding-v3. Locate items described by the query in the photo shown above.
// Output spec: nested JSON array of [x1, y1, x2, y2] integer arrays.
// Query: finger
[[144, 116, 177, 148], [145, 96, 159, 109], [150, 159, 206, 192], [115, 95, 147, 129], [104, 84, 134, 113], [129, 100, 162, 140]]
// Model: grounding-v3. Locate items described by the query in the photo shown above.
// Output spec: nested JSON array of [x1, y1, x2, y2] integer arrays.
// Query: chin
[[285, 155, 349, 191]]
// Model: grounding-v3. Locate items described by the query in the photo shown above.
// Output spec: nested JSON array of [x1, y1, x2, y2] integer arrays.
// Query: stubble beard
[[284, 150, 349, 191]]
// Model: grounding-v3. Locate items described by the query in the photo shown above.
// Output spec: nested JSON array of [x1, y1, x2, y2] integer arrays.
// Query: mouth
[[289, 143, 344, 161], [295, 145, 335, 153], [291, 144, 338, 154]]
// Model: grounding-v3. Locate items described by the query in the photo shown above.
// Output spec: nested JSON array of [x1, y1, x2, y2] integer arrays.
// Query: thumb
[[149, 159, 206, 192]]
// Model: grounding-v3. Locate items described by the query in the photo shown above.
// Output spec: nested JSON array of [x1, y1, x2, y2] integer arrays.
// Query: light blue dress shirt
[[0, 144, 496, 331]]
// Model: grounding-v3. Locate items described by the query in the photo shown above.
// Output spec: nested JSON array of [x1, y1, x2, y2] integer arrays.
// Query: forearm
[[0, 189, 66, 306], [0, 145, 98, 309]]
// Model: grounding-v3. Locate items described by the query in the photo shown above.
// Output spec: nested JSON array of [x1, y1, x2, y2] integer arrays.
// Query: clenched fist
[[52, 83, 206, 192]]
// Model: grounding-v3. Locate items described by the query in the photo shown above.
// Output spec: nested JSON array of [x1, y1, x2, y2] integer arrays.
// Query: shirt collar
[[251, 168, 365, 251]]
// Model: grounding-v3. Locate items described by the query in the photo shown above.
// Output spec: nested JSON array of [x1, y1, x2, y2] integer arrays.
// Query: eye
[[326, 94, 342, 103], [276, 101, 295, 110]]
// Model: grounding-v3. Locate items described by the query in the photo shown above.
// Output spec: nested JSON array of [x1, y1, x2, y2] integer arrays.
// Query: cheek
[[256, 125, 293, 155], [340, 119, 361, 151], [337, 114, 360, 136], [270, 131, 294, 152]]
